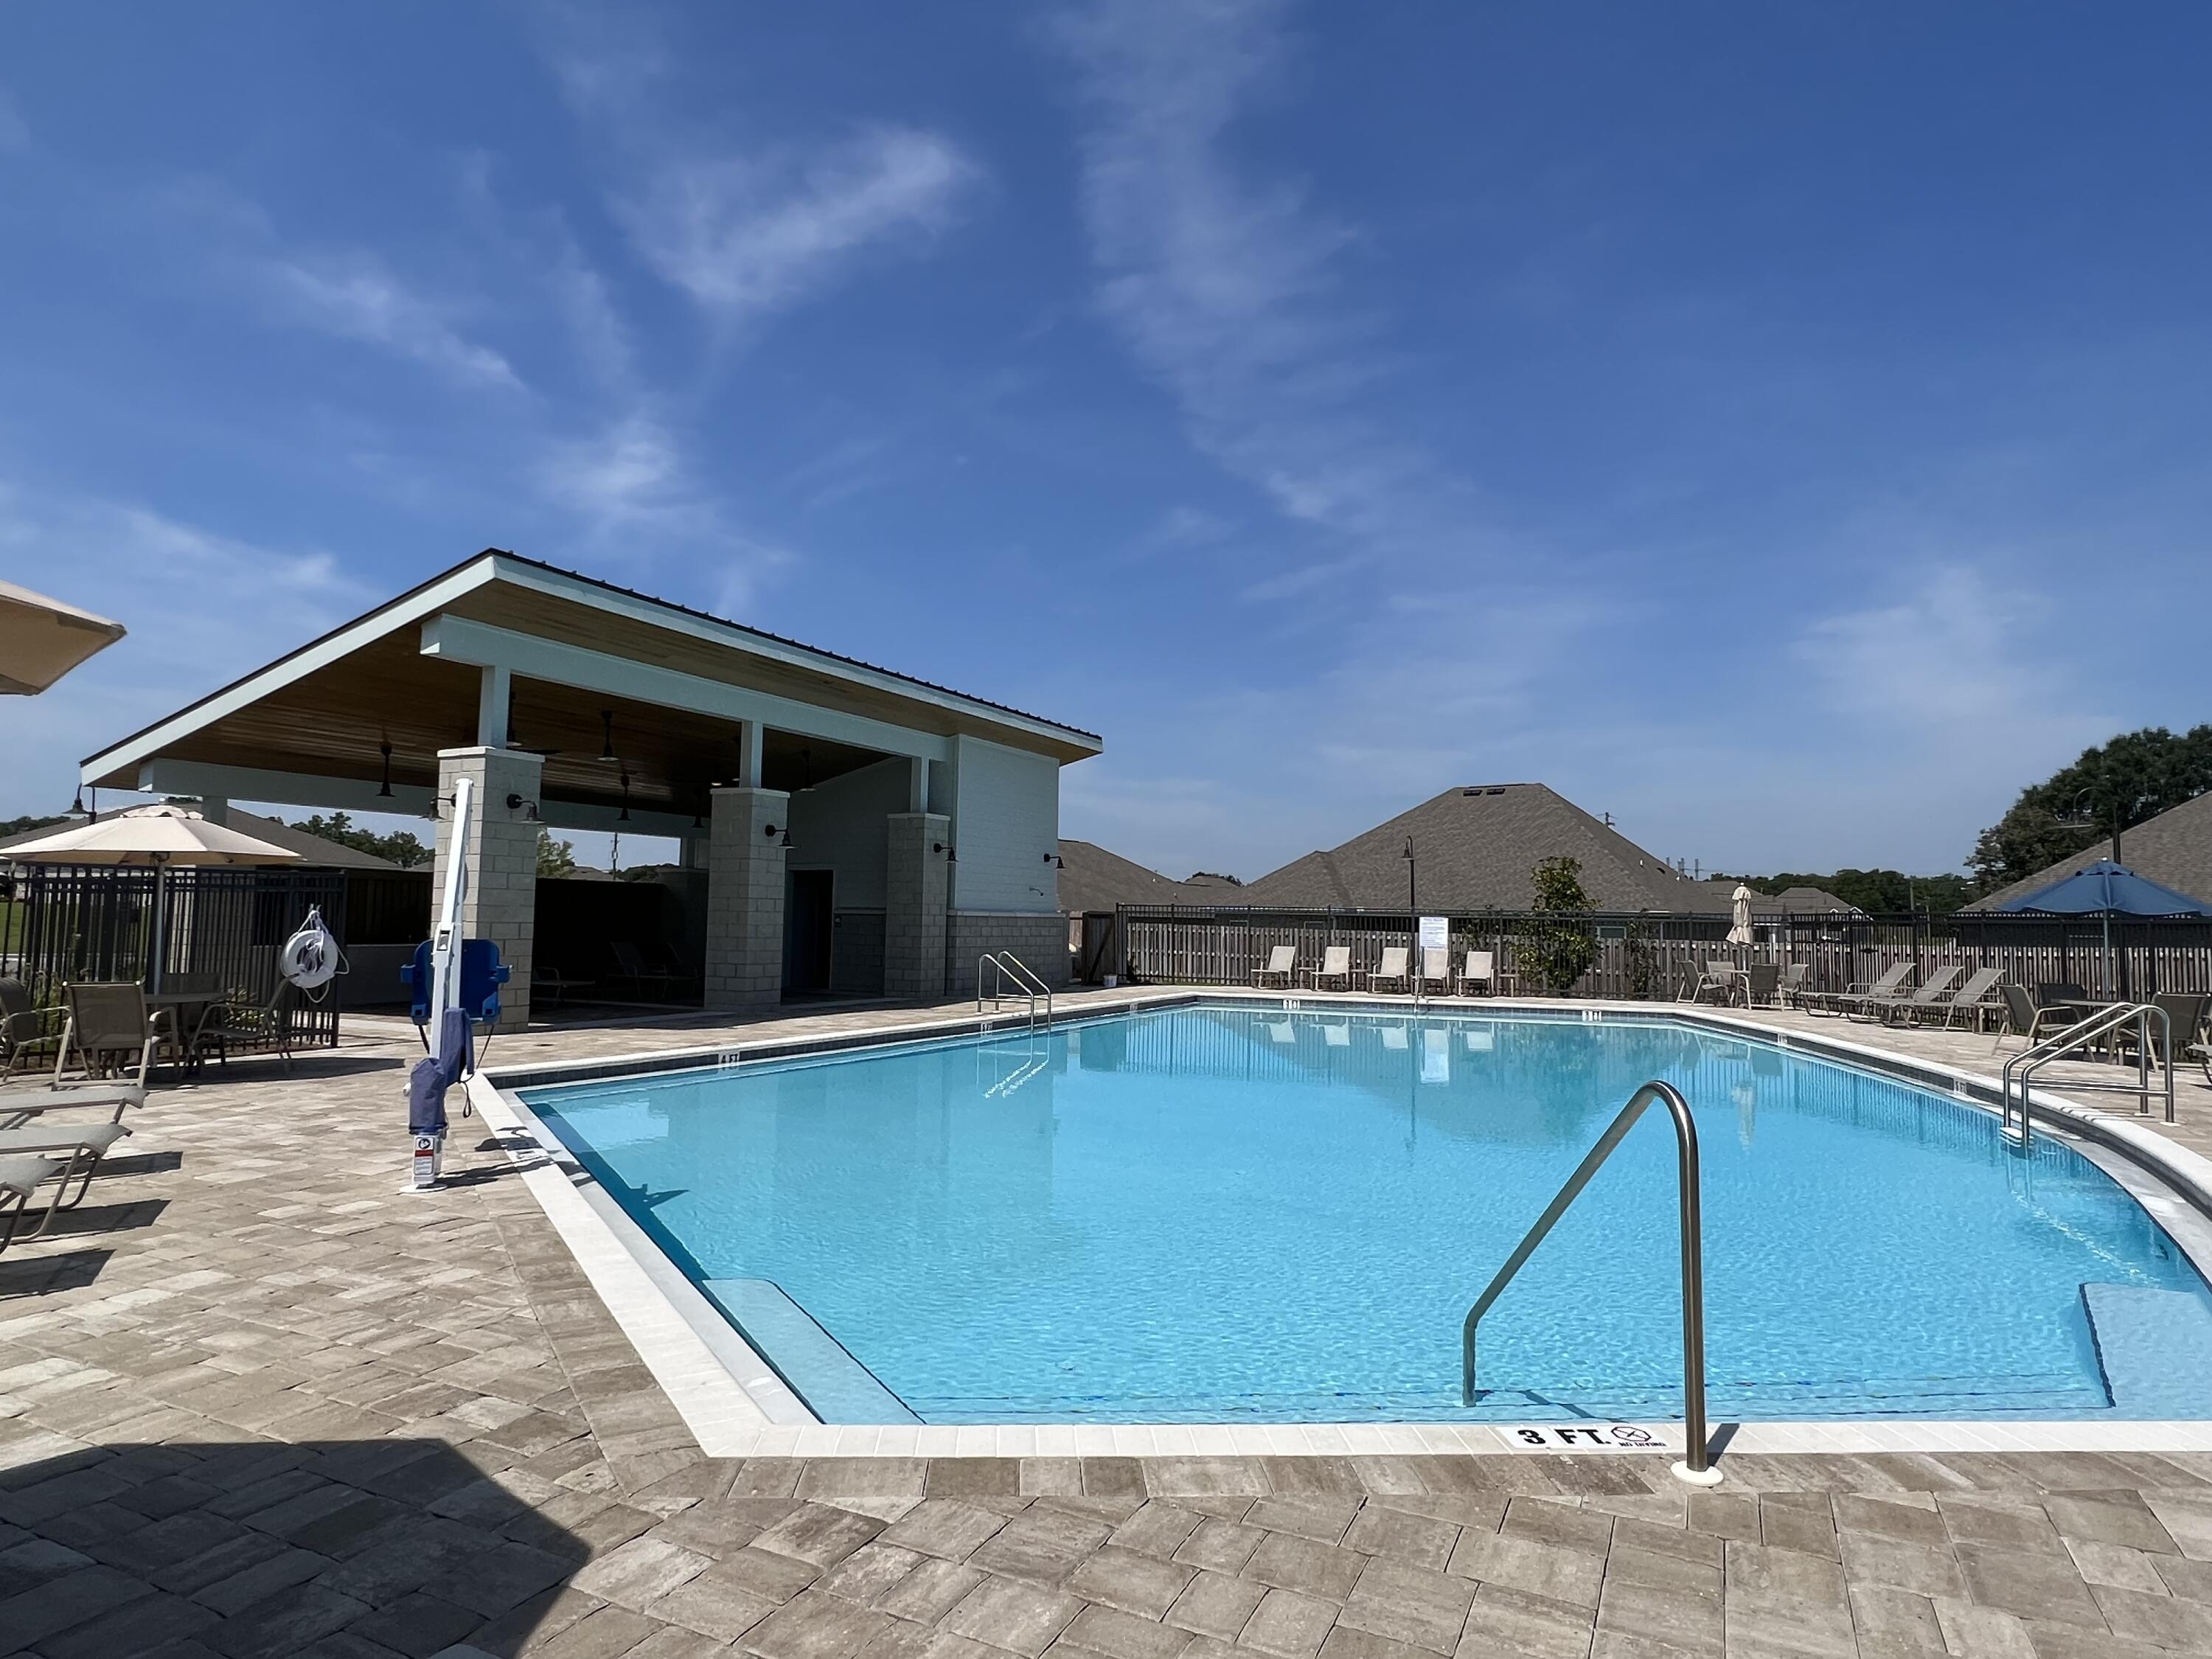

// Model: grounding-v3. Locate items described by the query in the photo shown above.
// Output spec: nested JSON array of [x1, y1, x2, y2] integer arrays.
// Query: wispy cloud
[[622, 127, 978, 322], [0, 89, 27, 156], [1054, 0, 1483, 586], [264, 253, 521, 389], [0, 481, 372, 816]]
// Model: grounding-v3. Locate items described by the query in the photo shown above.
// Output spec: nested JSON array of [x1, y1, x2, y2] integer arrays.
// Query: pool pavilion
[[77, 549, 1099, 1026]]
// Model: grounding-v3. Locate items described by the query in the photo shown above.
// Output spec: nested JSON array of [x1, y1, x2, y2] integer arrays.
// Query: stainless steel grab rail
[[2000, 1001, 2171, 1151], [1461, 1079, 1721, 1486], [978, 953, 1053, 1031]]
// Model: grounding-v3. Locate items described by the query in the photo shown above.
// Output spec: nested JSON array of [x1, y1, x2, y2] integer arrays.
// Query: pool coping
[[471, 989, 2212, 1464]]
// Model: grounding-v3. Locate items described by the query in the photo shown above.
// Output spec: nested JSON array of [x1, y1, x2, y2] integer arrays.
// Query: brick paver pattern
[[4, 989, 2212, 1657]]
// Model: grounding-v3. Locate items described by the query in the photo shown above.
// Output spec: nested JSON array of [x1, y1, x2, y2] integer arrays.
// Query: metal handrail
[[978, 952, 1053, 1031], [2000, 1001, 2172, 1150], [1461, 1079, 1721, 1485]]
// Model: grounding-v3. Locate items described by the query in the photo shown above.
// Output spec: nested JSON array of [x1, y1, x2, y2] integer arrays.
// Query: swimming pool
[[519, 1002, 2212, 1426]]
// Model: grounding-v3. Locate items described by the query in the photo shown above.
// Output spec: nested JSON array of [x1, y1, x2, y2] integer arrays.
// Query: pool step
[[701, 1279, 922, 1426], [2081, 1284, 2212, 1417]]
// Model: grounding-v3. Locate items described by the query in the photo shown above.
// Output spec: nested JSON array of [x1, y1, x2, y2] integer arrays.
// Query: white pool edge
[[473, 991, 2212, 1461]]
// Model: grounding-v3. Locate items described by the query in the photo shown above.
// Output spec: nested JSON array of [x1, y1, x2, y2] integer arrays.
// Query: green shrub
[[1524, 855, 1596, 995]]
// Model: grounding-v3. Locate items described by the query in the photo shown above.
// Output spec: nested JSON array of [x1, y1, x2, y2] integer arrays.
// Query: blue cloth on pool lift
[[406, 1008, 474, 1138]]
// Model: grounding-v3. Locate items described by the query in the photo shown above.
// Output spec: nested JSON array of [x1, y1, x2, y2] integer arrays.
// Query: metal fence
[[1116, 904, 2212, 1003], [7, 864, 349, 1048]]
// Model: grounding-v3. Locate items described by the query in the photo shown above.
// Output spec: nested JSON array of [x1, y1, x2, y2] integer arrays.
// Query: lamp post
[[1404, 837, 1416, 914]]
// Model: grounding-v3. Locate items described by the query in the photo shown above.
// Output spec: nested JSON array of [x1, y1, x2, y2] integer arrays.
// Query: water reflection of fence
[[1118, 905, 2212, 1002]]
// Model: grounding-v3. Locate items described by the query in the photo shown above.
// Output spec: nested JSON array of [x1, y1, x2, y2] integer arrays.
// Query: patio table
[[146, 990, 225, 1068]]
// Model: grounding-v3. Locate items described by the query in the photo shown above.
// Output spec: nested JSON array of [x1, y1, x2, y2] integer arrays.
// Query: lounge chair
[[1930, 967, 2006, 1031], [1858, 964, 1966, 1025], [1308, 946, 1353, 991], [0, 1119, 131, 1212], [53, 984, 168, 1085], [0, 1082, 142, 1129], [1253, 946, 1297, 990], [1688, 960, 1743, 1006], [1810, 962, 1913, 1018], [1416, 948, 1453, 995], [1992, 984, 2080, 1053], [0, 1155, 66, 1253], [1457, 950, 1495, 996], [1366, 947, 1411, 994], [0, 978, 63, 1082]]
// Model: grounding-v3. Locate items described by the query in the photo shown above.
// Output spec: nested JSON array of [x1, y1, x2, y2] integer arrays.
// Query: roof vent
[[1488, 787, 1506, 796]]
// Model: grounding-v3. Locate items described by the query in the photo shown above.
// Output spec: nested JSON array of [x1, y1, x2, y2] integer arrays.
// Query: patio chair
[[1740, 964, 1780, 1006], [197, 981, 299, 1074], [1457, 950, 1495, 996], [1308, 946, 1353, 991], [532, 963, 595, 1007], [2036, 982, 2087, 1009], [611, 941, 687, 1001], [1775, 963, 1811, 1008], [52, 984, 168, 1087], [0, 1118, 131, 1213], [0, 1081, 142, 1129], [1416, 948, 1453, 995], [2112, 993, 2210, 1068], [1815, 962, 1914, 1018], [0, 978, 63, 1082], [1366, 947, 1411, 994], [1688, 960, 1742, 1006], [1252, 946, 1298, 990], [1992, 983, 2081, 1053], [1858, 964, 1966, 1025], [0, 1155, 66, 1254], [1930, 967, 2006, 1031]]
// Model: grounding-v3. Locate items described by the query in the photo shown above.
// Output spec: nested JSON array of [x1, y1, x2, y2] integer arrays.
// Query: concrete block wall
[[884, 812, 950, 1000], [705, 786, 789, 1009], [432, 746, 543, 1031], [947, 911, 1071, 999], [831, 909, 886, 996]]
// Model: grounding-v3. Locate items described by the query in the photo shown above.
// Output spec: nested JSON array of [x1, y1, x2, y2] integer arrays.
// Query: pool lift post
[[398, 776, 509, 1189]]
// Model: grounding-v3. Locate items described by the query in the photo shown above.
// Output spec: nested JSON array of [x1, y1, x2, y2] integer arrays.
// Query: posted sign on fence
[[1419, 916, 1450, 952]]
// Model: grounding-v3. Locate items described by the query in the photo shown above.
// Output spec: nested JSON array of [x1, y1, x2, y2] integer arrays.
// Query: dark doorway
[[783, 869, 834, 995]]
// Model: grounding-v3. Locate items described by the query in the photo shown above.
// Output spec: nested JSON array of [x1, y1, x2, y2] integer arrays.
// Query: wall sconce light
[[378, 740, 394, 799], [1055, 855, 1065, 869], [70, 787, 86, 818], [764, 823, 781, 841], [505, 793, 542, 821], [779, 828, 794, 849], [932, 841, 958, 862]]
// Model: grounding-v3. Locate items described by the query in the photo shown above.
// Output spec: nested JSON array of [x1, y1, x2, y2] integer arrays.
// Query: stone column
[[705, 786, 790, 1010], [885, 811, 950, 1001], [432, 745, 543, 1031]]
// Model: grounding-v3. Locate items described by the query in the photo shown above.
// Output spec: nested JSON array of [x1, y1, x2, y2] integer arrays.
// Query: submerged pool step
[[2081, 1284, 2212, 1417], [700, 1279, 922, 1425]]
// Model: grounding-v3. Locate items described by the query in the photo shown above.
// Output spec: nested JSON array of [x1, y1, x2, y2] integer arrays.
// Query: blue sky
[[4, 2, 2209, 879]]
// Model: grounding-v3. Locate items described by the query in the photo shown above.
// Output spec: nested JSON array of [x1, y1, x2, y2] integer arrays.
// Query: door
[[782, 869, 835, 995]]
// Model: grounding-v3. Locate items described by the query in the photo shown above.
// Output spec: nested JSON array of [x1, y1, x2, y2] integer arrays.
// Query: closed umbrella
[[1727, 883, 1755, 949], [1992, 858, 2212, 997], [6, 804, 299, 991], [0, 580, 126, 695]]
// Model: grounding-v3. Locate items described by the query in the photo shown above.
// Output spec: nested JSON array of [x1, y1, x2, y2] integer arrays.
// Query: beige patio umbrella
[[5, 804, 299, 990], [0, 580, 127, 695], [1727, 883, 1756, 948]]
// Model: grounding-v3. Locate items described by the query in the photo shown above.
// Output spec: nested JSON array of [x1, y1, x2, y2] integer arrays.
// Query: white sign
[[1495, 1423, 1661, 1450], [1418, 915, 1449, 951]]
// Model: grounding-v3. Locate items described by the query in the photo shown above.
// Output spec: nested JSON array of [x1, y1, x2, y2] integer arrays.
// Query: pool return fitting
[[1461, 1079, 1722, 1486]]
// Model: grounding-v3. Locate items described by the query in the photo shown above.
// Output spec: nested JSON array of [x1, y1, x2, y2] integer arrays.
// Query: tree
[[1967, 724, 2212, 892], [1716, 869, 1977, 916], [290, 812, 432, 869], [1523, 855, 1596, 995], [0, 814, 67, 839], [535, 830, 578, 877]]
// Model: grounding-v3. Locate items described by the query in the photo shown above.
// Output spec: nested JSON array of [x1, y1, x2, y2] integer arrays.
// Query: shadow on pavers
[[0, 1439, 591, 1658]]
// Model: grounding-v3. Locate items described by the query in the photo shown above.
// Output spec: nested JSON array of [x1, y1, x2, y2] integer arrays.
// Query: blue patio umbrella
[[1992, 859, 2212, 995]]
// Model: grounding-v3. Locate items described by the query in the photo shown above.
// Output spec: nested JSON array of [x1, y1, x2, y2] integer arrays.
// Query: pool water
[[523, 1004, 2212, 1425]]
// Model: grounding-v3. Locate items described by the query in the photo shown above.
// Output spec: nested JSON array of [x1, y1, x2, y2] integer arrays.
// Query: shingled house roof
[[1233, 783, 1723, 912], [1963, 790, 2212, 911], [1056, 840, 1217, 913]]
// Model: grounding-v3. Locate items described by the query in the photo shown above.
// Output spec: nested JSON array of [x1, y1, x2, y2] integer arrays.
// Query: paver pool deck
[[8, 987, 2212, 1658]]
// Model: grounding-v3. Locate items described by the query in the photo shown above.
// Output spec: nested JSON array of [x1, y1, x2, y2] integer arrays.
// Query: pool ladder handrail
[[2000, 1000, 2171, 1152], [978, 952, 1052, 1031], [1461, 1079, 1721, 1486]]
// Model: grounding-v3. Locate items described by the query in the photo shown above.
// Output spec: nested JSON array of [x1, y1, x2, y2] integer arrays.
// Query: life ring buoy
[[280, 906, 344, 992]]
